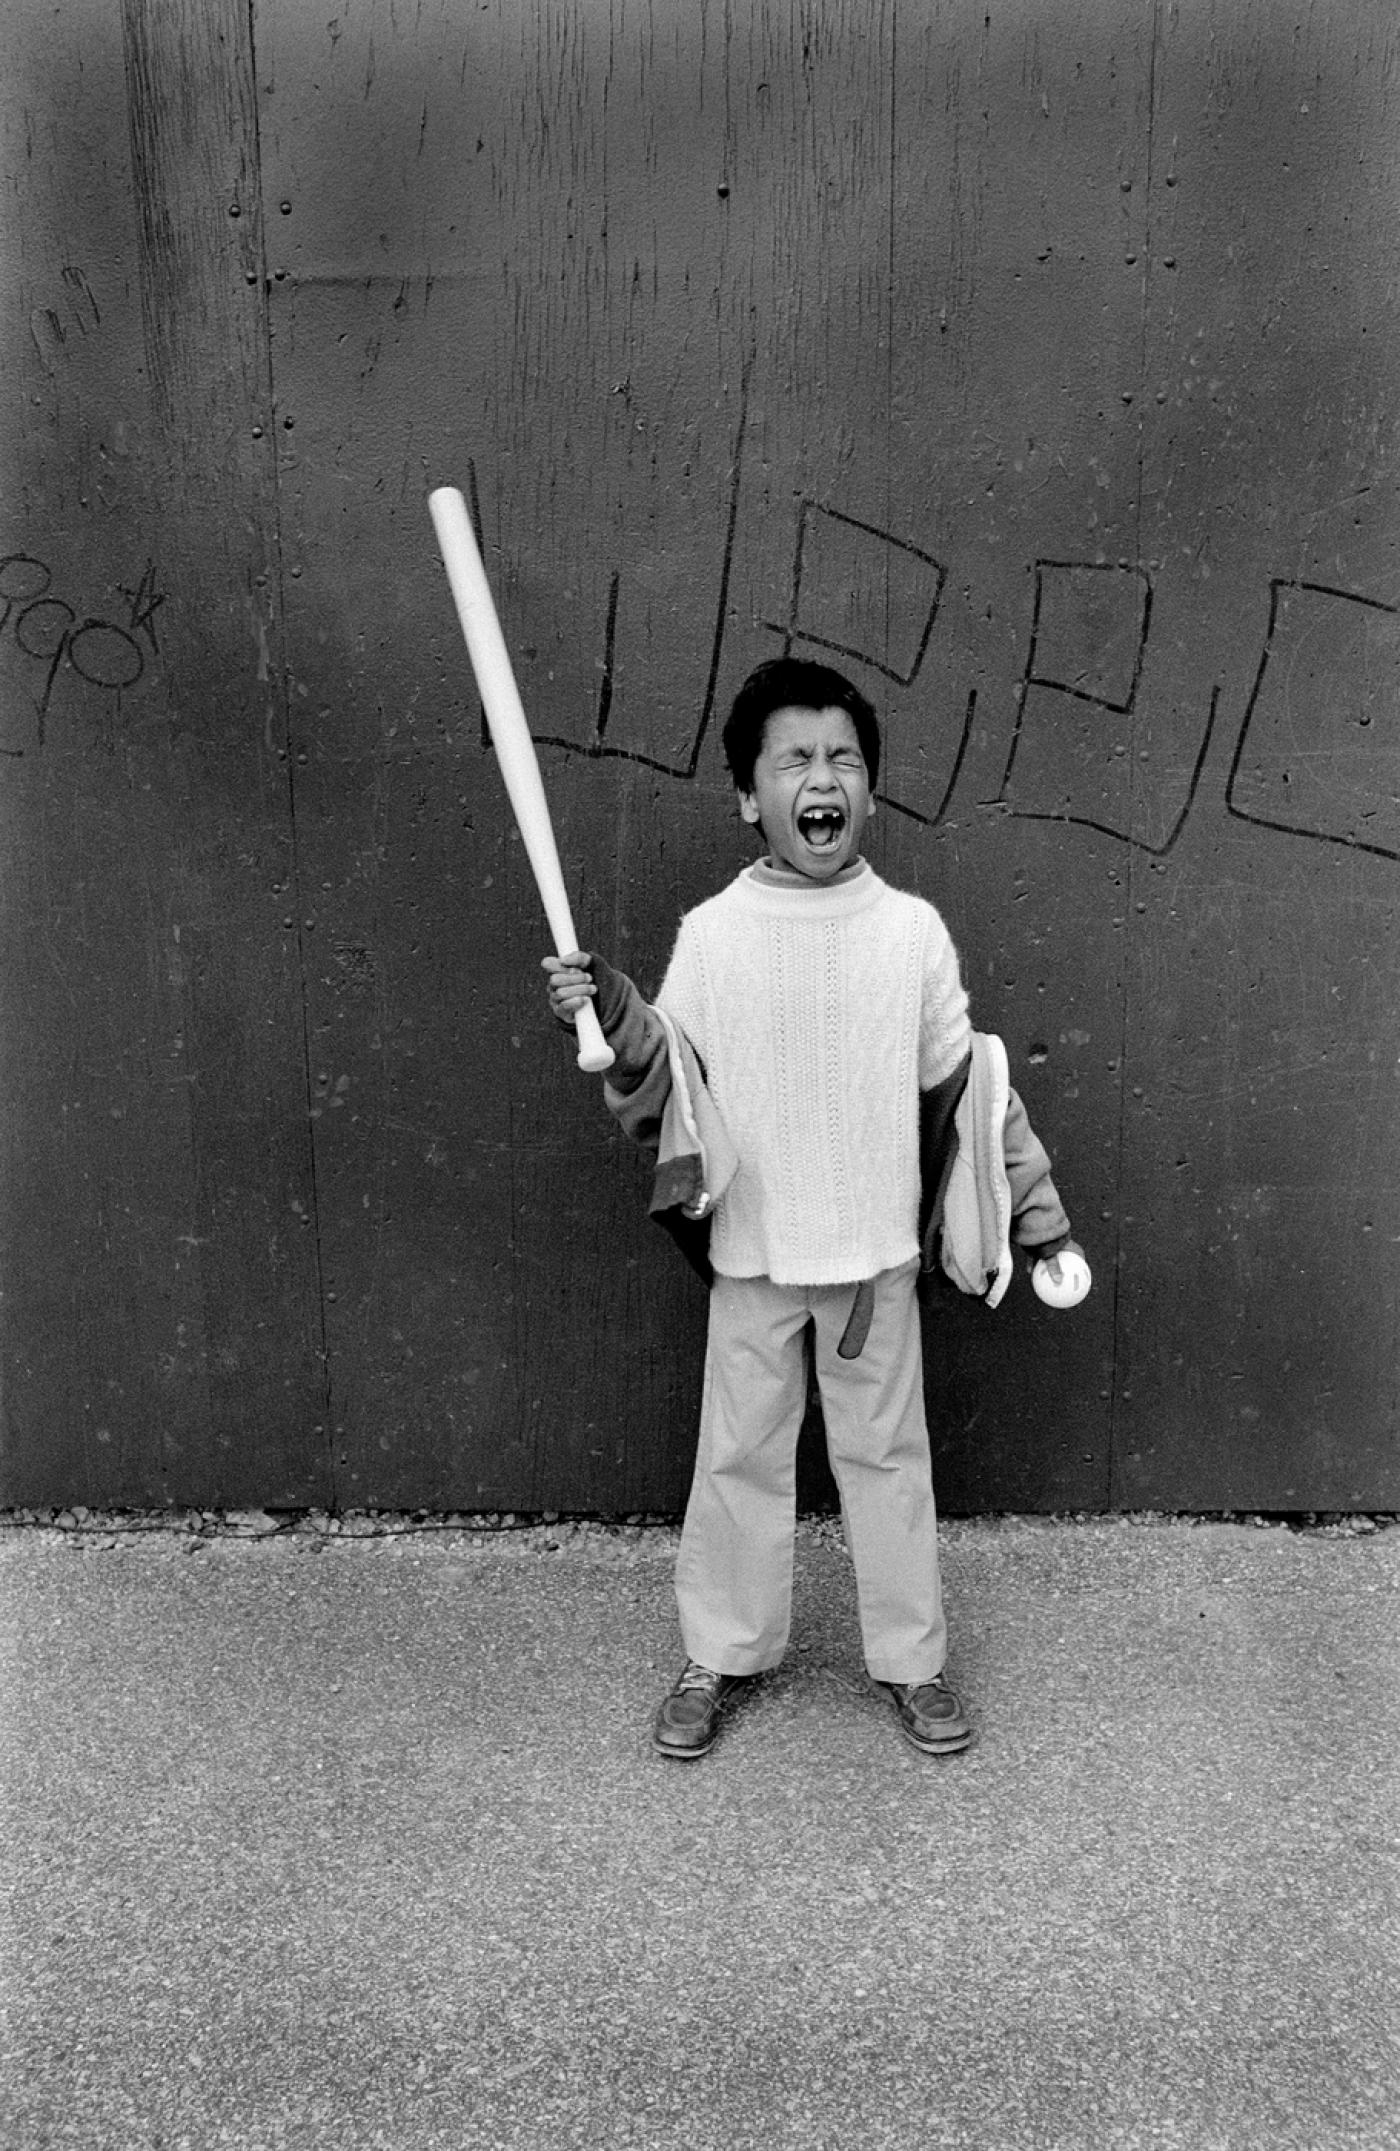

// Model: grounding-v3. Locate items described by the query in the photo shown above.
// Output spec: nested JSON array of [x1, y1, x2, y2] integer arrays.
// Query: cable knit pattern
[[656, 863, 971, 1285]]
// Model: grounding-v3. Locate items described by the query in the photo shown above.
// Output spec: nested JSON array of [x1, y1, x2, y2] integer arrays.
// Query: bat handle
[[573, 995, 615, 1075]]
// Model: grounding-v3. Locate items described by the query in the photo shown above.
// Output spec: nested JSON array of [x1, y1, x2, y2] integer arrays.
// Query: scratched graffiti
[[513, 460, 1398, 865], [995, 559, 1221, 855], [526, 361, 754, 780], [0, 555, 163, 756], [766, 500, 947, 687], [996, 564, 1396, 859], [1224, 581, 1400, 861], [444, 333, 1392, 863]]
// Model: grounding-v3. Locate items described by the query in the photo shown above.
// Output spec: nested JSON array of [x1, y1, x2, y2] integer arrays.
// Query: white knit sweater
[[656, 861, 971, 1285]]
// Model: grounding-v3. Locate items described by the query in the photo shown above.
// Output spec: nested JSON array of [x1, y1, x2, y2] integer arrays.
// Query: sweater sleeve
[[918, 911, 973, 1090]]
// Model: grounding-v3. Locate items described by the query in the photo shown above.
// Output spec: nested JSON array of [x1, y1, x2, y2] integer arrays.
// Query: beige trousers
[[674, 1259, 948, 1684]]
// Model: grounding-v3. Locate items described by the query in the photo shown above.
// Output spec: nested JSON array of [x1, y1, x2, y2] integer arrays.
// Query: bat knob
[[574, 1001, 615, 1075]]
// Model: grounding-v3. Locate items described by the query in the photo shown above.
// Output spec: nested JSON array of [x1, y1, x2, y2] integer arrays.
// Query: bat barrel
[[428, 487, 615, 1076]]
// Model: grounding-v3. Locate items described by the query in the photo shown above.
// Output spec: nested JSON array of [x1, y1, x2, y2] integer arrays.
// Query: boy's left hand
[[1037, 1238, 1085, 1289], [1031, 1239, 1091, 1309]]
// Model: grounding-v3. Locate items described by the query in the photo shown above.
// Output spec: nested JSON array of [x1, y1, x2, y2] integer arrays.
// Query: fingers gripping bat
[[428, 486, 614, 1075]]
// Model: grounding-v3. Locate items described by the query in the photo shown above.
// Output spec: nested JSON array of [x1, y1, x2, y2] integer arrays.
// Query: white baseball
[[1032, 1250, 1092, 1308]]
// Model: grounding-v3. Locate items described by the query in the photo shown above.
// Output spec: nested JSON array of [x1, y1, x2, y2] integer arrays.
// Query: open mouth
[[797, 806, 847, 850]]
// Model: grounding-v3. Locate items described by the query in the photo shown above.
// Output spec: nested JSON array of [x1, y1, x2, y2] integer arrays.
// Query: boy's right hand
[[542, 950, 599, 1025]]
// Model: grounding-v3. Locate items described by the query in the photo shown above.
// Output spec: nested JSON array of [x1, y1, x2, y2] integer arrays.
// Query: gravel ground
[[2, 1513, 1398, 2150]]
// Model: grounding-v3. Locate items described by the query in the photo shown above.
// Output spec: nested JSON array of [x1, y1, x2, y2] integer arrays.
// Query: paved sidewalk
[[2, 1513, 1397, 2150]]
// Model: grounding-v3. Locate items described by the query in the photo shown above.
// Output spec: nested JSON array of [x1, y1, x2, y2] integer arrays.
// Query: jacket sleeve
[[1002, 1085, 1073, 1255], [555, 957, 714, 1284], [598, 966, 715, 1285], [919, 1054, 1076, 1282], [569, 960, 674, 1152]]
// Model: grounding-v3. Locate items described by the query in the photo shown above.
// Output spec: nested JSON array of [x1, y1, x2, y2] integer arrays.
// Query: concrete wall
[[3, 0, 1397, 1515]]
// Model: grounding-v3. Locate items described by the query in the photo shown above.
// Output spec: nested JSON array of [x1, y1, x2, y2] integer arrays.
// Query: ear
[[737, 788, 762, 826]]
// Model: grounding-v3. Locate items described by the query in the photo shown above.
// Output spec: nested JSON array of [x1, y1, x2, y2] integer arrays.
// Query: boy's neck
[[750, 853, 869, 889]]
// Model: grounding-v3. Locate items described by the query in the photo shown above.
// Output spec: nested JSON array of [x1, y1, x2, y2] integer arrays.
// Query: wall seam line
[[245, 0, 338, 1507], [1110, 0, 1166, 1511]]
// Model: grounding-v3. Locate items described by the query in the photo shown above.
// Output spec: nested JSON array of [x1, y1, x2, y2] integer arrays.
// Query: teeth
[[798, 807, 844, 848]]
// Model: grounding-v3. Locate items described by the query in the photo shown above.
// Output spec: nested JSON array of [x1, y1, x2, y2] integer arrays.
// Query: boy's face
[[738, 704, 874, 880]]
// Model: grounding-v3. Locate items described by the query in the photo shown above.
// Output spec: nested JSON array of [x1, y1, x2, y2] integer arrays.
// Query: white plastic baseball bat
[[428, 486, 614, 1074]]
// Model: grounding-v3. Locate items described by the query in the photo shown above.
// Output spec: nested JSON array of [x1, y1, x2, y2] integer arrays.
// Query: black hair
[[721, 656, 881, 793]]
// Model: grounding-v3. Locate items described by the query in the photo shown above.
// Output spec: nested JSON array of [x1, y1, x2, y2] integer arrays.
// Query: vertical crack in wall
[[115, 0, 332, 1500], [885, 1, 899, 677], [243, 0, 338, 1506], [1109, 0, 1166, 1508]]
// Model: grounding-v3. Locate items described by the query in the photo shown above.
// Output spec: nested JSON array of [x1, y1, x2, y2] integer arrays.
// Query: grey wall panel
[[1113, 0, 1400, 1506], [3, 0, 1396, 1513], [1, 0, 326, 1506]]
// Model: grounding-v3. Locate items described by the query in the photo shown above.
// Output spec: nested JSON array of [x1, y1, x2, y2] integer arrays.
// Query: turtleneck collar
[[747, 855, 871, 891]]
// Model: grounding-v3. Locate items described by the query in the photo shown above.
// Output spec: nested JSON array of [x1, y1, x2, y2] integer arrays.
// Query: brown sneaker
[[878, 1673, 972, 1755], [653, 1661, 742, 1759]]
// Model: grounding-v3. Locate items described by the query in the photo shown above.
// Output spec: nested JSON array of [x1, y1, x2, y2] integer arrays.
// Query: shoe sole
[[882, 1694, 973, 1755], [652, 1734, 717, 1760], [898, 1725, 973, 1755]]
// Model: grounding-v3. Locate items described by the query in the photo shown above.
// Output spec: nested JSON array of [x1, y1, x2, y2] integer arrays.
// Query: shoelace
[[675, 1661, 726, 1695], [892, 1675, 952, 1703]]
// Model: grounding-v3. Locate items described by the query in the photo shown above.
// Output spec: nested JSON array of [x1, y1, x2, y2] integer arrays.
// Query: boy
[[544, 657, 1079, 1760]]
